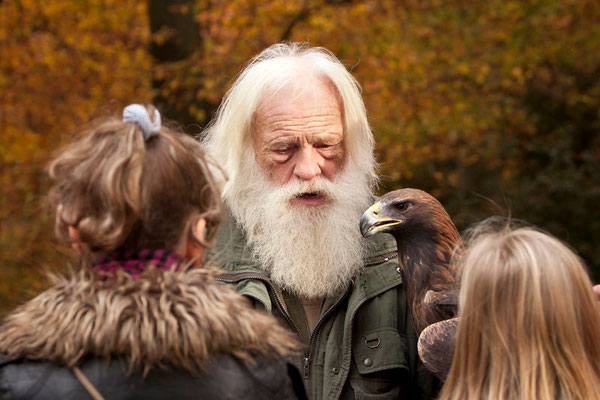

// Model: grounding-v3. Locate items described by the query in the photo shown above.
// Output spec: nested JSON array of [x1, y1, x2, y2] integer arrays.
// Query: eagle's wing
[[417, 317, 458, 380]]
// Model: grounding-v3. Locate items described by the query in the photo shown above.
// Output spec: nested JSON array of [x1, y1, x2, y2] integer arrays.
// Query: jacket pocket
[[349, 328, 409, 399]]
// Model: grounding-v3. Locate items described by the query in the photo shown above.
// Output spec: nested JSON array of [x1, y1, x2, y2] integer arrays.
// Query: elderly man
[[204, 43, 439, 399]]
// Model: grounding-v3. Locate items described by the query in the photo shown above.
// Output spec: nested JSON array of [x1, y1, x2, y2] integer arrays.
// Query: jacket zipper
[[364, 251, 397, 267], [216, 272, 346, 389], [302, 286, 350, 381], [303, 252, 398, 396]]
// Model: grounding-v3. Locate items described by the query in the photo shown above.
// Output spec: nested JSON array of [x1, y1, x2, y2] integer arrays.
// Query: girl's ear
[[193, 218, 207, 244], [186, 218, 206, 261], [68, 226, 84, 254]]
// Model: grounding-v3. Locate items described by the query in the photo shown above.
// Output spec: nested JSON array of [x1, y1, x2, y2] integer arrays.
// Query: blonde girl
[[440, 223, 600, 400]]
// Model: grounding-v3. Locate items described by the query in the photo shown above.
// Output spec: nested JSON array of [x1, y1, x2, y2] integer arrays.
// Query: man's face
[[252, 78, 346, 207], [229, 77, 373, 298]]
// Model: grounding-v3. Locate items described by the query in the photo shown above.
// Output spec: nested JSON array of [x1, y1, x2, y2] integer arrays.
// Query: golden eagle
[[360, 188, 460, 379]]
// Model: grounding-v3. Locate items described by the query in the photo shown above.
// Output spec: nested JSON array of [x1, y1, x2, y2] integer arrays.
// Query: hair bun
[[123, 104, 161, 140]]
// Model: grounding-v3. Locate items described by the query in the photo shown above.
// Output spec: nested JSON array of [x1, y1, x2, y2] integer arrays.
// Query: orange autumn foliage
[[2, 0, 599, 313], [0, 0, 152, 313], [156, 0, 600, 281]]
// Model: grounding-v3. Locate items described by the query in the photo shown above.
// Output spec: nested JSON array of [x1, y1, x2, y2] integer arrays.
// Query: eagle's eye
[[395, 201, 411, 212]]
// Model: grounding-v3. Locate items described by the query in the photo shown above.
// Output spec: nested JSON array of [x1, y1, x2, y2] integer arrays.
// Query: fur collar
[[0, 267, 297, 374]]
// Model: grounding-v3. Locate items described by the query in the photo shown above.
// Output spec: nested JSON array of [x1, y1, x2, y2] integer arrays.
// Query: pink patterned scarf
[[92, 249, 185, 279]]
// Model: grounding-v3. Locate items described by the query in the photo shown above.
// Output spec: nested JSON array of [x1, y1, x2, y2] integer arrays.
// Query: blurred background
[[1, 0, 599, 314]]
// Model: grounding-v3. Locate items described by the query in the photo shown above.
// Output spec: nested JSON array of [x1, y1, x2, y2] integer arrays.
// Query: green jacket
[[210, 211, 440, 400]]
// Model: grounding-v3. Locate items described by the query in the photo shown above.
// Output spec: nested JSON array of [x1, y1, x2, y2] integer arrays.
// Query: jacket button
[[332, 367, 339, 374], [363, 358, 373, 367], [396, 267, 402, 274]]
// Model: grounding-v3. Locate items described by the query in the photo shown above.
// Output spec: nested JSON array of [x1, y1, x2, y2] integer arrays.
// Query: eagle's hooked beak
[[360, 202, 403, 237]]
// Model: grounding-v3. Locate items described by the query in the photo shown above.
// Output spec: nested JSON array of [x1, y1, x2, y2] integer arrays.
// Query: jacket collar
[[0, 266, 296, 375]]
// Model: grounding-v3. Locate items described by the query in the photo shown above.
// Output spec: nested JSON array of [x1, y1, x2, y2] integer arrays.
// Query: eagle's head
[[360, 188, 457, 249]]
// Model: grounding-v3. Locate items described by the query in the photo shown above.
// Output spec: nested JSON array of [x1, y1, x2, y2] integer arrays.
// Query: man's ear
[[68, 226, 84, 255], [186, 218, 207, 260]]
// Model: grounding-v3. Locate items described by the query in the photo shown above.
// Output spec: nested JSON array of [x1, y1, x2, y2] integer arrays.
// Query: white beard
[[225, 156, 374, 299]]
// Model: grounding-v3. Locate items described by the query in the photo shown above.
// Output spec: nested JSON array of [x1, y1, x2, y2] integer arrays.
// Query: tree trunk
[[148, 0, 206, 130]]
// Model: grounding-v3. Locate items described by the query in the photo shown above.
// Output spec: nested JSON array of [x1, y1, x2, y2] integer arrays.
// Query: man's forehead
[[269, 132, 343, 143], [257, 106, 343, 127], [251, 76, 345, 145], [257, 76, 342, 114], [254, 106, 344, 142]]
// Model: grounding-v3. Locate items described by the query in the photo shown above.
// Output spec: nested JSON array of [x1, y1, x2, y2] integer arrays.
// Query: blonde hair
[[440, 222, 600, 400], [202, 42, 378, 197], [48, 104, 221, 256]]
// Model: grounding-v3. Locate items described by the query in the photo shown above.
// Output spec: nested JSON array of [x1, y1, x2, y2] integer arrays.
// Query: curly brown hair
[[48, 104, 221, 257]]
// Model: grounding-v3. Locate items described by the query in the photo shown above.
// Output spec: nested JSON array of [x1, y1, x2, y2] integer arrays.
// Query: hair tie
[[122, 104, 161, 140]]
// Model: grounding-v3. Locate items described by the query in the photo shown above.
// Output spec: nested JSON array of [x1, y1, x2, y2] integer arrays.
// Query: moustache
[[280, 178, 336, 200]]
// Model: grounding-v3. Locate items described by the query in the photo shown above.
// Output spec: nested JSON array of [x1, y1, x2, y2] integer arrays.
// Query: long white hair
[[201, 42, 378, 197]]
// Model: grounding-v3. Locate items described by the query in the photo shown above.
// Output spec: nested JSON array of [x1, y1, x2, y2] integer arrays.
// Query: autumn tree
[[153, 0, 600, 279], [0, 0, 152, 313], [2, 0, 599, 313]]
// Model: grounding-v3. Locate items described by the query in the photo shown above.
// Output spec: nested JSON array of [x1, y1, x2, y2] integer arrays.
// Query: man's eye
[[273, 148, 290, 154], [316, 144, 334, 149]]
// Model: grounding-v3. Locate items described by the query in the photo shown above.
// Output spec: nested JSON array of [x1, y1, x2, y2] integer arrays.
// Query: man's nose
[[293, 147, 322, 181]]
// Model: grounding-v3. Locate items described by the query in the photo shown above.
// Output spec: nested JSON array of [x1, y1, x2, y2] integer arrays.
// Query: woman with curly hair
[[0, 104, 303, 399]]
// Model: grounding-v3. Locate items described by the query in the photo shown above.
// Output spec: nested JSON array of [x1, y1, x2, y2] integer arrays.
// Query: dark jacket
[[0, 354, 302, 400], [211, 211, 440, 400], [0, 266, 305, 400]]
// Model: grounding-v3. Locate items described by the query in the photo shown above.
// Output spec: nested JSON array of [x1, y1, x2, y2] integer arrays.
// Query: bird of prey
[[360, 188, 460, 379]]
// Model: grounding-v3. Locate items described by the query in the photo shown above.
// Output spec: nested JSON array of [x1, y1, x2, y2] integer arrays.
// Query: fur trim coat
[[0, 266, 305, 399]]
